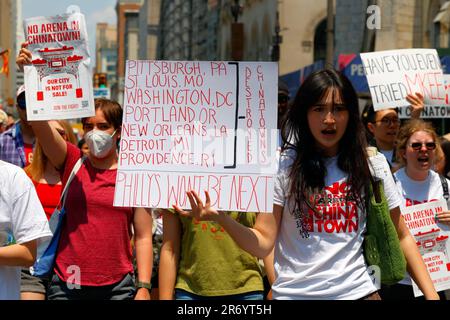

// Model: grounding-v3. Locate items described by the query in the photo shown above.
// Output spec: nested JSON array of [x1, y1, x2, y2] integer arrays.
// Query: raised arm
[[173, 190, 281, 258], [390, 206, 439, 300], [16, 42, 67, 169]]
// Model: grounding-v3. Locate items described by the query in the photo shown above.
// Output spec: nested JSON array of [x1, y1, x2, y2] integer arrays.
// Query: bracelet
[[137, 281, 152, 291]]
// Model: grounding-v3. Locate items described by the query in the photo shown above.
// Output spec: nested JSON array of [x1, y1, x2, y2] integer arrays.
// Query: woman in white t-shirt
[[381, 119, 450, 299], [172, 69, 439, 300]]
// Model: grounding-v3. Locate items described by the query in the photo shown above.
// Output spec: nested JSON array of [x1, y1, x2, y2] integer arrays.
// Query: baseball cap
[[16, 85, 26, 98], [16, 85, 26, 110]]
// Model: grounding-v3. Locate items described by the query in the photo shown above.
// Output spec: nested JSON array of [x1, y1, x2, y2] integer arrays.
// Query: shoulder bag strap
[[58, 156, 86, 209], [440, 174, 449, 201]]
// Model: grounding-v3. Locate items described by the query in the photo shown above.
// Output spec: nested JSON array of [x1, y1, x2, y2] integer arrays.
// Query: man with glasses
[[362, 93, 424, 168], [0, 85, 36, 167]]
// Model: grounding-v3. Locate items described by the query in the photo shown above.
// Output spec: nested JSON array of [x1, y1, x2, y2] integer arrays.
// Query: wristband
[[137, 281, 152, 291]]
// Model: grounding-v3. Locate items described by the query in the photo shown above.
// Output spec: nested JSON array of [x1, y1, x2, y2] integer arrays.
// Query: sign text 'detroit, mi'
[[113, 61, 278, 213]]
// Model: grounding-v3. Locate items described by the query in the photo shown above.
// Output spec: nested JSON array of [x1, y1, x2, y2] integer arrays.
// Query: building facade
[[217, 0, 328, 76], [96, 23, 118, 95], [138, 0, 161, 60], [0, 0, 22, 112], [116, 0, 142, 104], [335, 0, 450, 55], [157, 0, 220, 60]]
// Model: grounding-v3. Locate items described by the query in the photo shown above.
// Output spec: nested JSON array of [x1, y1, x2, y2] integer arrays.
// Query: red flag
[[0, 49, 9, 77]]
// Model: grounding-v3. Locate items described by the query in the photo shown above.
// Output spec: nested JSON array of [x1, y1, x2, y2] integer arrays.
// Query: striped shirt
[[0, 122, 26, 168]]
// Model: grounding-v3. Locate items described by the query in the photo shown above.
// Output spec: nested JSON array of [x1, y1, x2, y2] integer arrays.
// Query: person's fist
[[16, 42, 32, 72]]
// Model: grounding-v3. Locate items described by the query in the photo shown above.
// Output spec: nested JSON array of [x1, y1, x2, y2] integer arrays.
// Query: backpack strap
[[440, 174, 449, 201]]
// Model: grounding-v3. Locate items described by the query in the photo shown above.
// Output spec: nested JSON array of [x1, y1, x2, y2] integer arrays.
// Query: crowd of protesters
[[1, 43, 450, 300]]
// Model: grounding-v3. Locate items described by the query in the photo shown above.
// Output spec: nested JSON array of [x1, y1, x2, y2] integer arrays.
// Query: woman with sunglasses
[[380, 119, 450, 299], [173, 69, 438, 300]]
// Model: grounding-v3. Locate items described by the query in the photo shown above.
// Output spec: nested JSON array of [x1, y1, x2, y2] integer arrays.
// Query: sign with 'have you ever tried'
[[113, 61, 279, 212], [361, 49, 447, 111]]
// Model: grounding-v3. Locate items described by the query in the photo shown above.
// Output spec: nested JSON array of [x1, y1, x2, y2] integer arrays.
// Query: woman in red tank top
[[21, 120, 77, 300]]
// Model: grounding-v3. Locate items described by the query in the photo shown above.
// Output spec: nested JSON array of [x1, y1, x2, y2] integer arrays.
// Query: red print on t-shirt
[[303, 181, 359, 234]]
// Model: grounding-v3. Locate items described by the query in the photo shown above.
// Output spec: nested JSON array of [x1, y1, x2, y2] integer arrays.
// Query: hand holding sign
[[16, 42, 32, 71], [436, 211, 450, 225], [406, 92, 425, 119], [173, 190, 222, 222]]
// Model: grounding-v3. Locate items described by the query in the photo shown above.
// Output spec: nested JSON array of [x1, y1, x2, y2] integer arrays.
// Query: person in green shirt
[[159, 210, 265, 300]]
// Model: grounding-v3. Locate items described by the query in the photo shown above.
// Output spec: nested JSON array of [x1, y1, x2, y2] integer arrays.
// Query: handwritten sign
[[398, 75, 450, 119], [361, 49, 445, 111], [401, 199, 450, 297], [113, 61, 278, 212], [23, 10, 94, 120]]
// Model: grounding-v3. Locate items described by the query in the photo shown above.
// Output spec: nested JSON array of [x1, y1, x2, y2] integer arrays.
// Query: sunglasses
[[409, 142, 436, 151]]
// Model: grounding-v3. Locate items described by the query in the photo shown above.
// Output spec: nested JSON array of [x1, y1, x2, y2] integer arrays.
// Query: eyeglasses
[[409, 142, 437, 151], [17, 96, 26, 110], [375, 117, 400, 126]]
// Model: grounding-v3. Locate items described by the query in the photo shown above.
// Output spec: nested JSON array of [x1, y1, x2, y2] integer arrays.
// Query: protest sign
[[23, 9, 94, 120], [361, 49, 445, 111], [401, 199, 450, 297], [113, 61, 278, 212], [398, 75, 450, 119]]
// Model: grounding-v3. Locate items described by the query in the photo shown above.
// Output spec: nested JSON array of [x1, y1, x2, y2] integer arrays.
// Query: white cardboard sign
[[23, 11, 94, 120], [361, 49, 445, 111], [398, 75, 450, 119], [401, 199, 450, 297], [114, 61, 279, 212]]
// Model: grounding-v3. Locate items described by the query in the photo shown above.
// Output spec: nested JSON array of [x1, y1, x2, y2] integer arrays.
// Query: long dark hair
[[281, 69, 370, 220]]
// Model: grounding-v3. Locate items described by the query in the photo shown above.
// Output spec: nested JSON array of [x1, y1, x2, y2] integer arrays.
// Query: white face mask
[[85, 129, 117, 158]]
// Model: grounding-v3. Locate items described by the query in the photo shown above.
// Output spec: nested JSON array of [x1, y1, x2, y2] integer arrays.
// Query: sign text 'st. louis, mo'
[[114, 61, 279, 213]]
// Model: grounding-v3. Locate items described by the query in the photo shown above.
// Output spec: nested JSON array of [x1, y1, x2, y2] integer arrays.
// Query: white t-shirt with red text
[[272, 151, 401, 300], [394, 167, 449, 285]]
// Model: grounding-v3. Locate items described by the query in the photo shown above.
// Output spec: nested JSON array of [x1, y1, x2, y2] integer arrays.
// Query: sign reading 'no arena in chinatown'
[[113, 60, 279, 213], [23, 9, 94, 120]]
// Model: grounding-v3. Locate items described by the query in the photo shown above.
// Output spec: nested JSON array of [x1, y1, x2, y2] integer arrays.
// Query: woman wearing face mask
[[379, 119, 450, 300], [24, 97, 153, 300], [17, 43, 153, 300]]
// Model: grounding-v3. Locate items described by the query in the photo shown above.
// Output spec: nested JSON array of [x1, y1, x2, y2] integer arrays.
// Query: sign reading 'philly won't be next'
[[361, 49, 446, 111], [113, 60, 279, 213]]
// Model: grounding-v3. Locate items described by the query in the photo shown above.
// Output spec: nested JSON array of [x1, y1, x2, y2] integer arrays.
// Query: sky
[[22, 0, 118, 67]]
